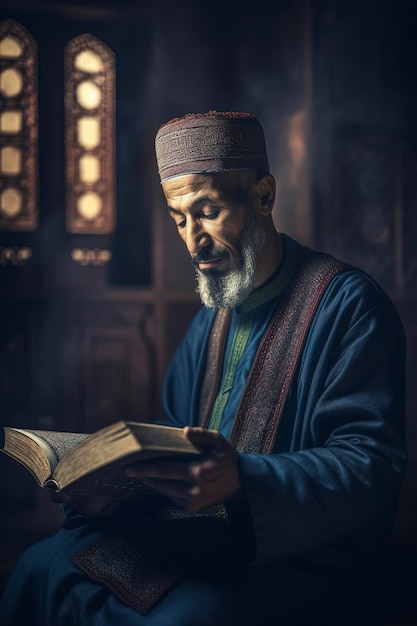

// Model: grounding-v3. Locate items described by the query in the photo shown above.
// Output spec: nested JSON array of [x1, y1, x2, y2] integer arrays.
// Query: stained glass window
[[65, 34, 116, 234], [0, 19, 38, 231]]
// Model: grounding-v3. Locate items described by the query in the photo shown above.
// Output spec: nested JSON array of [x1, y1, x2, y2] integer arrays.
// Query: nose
[[183, 219, 211, 256]]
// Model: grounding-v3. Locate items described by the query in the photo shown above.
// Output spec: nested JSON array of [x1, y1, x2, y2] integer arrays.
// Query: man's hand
[[124, 427, 242, 512]]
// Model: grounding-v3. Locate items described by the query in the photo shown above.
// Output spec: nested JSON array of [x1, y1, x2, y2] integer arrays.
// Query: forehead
[[162, 174, 214, 204], [161, 171, 247, 209]]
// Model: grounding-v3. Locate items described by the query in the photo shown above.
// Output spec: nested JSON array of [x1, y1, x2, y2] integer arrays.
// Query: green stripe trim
[[207, 312, 254, 431]]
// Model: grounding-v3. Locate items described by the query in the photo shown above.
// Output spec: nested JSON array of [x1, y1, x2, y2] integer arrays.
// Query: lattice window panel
[[0, 19, 38, 231], [64, 34, 115, 234]]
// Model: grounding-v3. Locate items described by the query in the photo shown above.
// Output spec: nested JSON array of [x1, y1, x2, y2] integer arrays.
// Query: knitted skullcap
[[155, 111, 269, 182]]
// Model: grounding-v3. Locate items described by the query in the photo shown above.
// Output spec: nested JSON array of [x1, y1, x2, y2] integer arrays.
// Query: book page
[[2, 428, 87, 487], [25, 430, 89, 464]]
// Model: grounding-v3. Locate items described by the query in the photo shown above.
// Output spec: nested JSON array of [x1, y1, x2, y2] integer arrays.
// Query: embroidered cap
[[155, 111, 269, 182]]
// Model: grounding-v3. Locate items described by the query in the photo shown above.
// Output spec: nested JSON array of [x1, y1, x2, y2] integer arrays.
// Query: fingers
[[140, 477, 210, 513], [125, 456, 220, 483], [141, 477, 200, 501], [123, 429, 241, 512]]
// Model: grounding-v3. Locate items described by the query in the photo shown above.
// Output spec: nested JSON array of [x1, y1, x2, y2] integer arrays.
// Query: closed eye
[[200, 210, 219, 220]]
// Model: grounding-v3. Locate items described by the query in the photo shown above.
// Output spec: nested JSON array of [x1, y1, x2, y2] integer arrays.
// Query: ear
[[253, 174, 276, 216]]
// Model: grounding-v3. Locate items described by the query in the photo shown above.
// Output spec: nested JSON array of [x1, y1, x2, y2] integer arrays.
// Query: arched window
[[64, 34, 116, 234], [0, 19, 38, 231]]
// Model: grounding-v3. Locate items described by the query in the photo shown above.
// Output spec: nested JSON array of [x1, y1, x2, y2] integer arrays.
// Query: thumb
[[184, 426, 229, 451]]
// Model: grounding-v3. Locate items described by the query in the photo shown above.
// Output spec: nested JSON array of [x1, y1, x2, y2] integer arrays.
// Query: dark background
[[0, 0, 416, 622]]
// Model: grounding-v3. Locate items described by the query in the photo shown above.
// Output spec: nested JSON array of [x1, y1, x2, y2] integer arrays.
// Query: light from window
[[65, 34, 115, 234], [1, 110, 22, 133], [0, 19, 38, 231]]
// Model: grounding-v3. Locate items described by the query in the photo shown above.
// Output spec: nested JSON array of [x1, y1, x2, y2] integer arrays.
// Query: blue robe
[[0, 235, 407, 625]]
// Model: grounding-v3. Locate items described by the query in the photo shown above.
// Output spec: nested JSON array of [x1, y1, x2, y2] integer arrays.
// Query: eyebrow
[[167, 195, 218, 214]]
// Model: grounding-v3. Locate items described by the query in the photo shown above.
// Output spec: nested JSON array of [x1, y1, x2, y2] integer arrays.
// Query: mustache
[[192, 248, 230, 267]]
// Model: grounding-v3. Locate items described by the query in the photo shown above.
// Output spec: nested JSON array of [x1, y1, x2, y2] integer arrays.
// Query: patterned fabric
[[155, 111, 269, 182]]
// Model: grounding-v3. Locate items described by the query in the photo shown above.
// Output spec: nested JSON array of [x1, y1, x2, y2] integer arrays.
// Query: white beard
[[195, 215, 265, 309]]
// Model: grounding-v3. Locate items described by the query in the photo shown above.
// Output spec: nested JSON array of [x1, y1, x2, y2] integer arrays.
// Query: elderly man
[[0, 111, 406, 625]]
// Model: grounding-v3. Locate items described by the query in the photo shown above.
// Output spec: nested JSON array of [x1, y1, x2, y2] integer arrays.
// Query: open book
[[0, 421, 203, 500]]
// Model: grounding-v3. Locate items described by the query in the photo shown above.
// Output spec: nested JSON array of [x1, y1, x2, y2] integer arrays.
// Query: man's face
[[162, 171, 265, 308]]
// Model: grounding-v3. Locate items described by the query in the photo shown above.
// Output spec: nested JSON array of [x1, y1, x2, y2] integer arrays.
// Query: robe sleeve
[[238, 271, 407, 564]]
